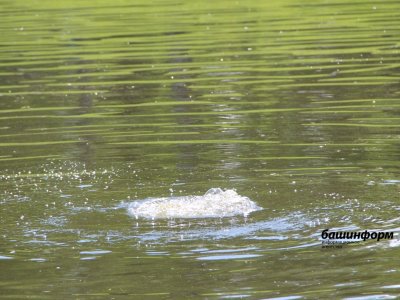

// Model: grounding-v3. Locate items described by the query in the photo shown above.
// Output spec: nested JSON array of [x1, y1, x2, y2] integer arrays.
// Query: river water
[[0, 0, 399, 299]]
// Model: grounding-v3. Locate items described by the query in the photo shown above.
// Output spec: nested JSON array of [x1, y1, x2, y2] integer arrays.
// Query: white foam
[[127, 188, 262, 219]]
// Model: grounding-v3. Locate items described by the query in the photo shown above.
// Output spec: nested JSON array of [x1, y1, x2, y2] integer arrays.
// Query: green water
[[0, 0, 399, 298]]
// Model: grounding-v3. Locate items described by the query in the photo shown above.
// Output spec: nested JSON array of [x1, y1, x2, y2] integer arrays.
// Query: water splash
[[126, 188, 262, 219]]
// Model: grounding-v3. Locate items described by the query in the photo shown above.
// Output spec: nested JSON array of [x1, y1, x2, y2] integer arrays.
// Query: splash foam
[[127, 188, 262, 219]]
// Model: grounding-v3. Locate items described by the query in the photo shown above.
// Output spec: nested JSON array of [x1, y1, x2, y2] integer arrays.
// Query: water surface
[[0, 0, 399, 299]]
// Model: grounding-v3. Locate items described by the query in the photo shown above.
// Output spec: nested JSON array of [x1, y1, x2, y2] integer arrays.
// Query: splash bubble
[[127, 188, 262, 219]]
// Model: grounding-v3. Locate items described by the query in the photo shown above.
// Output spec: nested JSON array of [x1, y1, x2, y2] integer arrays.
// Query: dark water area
[[0, 0, 399, 299]]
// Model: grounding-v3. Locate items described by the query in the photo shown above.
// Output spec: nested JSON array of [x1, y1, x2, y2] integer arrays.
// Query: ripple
[[196, 253, 262, 261], [0, 255, 13, 260], [80, 249, 112, 255]]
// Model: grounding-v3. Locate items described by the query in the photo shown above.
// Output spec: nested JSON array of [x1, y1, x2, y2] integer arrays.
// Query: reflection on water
[[1, 0, 400, 298]]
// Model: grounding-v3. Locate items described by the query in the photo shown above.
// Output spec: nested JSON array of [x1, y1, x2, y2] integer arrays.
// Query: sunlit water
[[0, 0, 399, 299]]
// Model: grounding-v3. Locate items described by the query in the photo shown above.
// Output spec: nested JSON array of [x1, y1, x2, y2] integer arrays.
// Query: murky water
[[0, 0, 399, 299]]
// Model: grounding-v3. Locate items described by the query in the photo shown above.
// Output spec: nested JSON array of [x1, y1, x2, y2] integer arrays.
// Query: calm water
[[0, 0, 399, 299]]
